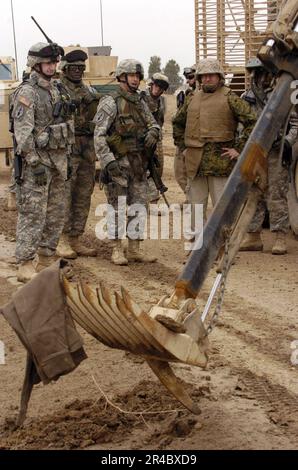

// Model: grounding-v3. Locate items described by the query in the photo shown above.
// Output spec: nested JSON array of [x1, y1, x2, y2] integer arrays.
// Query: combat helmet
[[183, 65, 196, 78], [60, 49, 88, 71], [116, 59, 144, 81], [27, 42, 64, 68], [151, 72, 169, 91], [196, 59, 225, 79]]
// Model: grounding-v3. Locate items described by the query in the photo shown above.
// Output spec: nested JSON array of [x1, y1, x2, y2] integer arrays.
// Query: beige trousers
[[174, 148, 188, 194], [188, 176, 228, 224]]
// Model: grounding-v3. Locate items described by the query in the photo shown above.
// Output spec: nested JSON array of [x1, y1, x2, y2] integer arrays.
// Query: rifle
[[14, 145, 23, 185], [146, 146, 170, 208]]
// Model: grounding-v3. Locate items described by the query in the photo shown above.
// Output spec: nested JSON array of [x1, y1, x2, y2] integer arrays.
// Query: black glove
[[32, 162, 47, 186], [144, 130, 159, 149], [282, 140, 292, 168], [106, 160, 122, 178]]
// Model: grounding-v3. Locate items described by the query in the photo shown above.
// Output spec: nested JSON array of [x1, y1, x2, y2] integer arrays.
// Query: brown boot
[[36, 253, 58, 273], [127, 240, 157, 263], [272, 232, 287, 255], [111, 241, 128, 266], [56, 234, 77, 259], [239, 232, 263, 251], [17, 260, 38, 283], [70, 237, 97, 257]]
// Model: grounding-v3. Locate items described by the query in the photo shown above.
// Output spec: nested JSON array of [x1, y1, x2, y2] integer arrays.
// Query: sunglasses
[[68, 65, 86, 71]]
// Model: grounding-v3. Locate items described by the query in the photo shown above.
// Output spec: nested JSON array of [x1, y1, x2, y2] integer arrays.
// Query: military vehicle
[[0, 57, 19, 165]]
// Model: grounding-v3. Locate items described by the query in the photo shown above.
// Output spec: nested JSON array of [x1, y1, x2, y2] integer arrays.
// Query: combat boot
[[69, 237, 97, 257], [111, 241, 128, 266], [239, 232, 263, 251], [17, 260, 38, 283], [56, 234, 77, 259], [272, 232, 287, 255], [127, 240, 157, 263], [36, 249, 58, 273]]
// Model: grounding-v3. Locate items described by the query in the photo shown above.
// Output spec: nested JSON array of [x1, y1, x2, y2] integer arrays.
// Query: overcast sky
[[1, 0, 195, 77]]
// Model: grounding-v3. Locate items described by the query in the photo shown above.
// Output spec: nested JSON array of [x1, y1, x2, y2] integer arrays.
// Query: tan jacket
[[1, 261, 87, 384]]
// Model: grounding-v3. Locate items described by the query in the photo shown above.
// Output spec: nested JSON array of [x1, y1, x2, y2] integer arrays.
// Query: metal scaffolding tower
[[194, 0, 283, 92]]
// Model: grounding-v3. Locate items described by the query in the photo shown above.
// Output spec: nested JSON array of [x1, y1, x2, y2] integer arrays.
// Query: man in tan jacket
[[173, 59, 256, 226]]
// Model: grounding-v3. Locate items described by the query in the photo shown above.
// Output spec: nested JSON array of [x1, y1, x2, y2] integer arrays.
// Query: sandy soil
[[0, 96, 297, 450]]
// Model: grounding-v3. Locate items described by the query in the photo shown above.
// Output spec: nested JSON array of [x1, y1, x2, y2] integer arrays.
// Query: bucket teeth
[[114, 291, 168, 358], [63, 277, 210, 415], [78, 282, 128, 349]]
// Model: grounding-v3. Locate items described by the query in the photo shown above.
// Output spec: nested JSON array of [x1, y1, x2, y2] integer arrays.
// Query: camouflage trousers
[[174, 148, 188, 194], [147, 140, 165, 203], [104, 157, 149, 240], [15, 164, 66, 263], [248, 147, 289, 234], [63, 136, 96, 237]]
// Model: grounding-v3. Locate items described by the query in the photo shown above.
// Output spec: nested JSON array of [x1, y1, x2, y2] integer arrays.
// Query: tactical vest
[[107, 88, 151, 178], [60, 77, 99, 136], [11, 72, 75, 152], [185, 86, 237, 147], [108, 88, 149, 153]]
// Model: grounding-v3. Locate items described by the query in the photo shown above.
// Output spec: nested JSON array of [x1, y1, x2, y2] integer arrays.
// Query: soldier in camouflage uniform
[[240, 58, 298, 255], [94, 59, 160, 266], [174, 66, 197, 196], [56, 50, 100, 259], [140, 73, 169, 203], [173, 59, 256, 227], [10, 42, 74, 282]]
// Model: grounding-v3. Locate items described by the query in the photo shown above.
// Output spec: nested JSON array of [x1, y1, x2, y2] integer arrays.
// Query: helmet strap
[[34, 63, 53, 81]]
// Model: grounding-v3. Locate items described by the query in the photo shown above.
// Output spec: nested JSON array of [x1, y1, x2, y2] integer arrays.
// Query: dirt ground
[[0, 96, 297, 451]]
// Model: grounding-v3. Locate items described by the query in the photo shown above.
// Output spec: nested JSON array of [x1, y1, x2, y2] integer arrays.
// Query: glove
[[282, 140, 292, 168], [31, 162, 47, 186], [144, 130, 159, 149], [106, 160, 122, 178]]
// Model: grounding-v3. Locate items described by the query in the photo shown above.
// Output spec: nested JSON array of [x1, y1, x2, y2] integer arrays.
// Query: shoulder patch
[[18, 95, 31, 108]]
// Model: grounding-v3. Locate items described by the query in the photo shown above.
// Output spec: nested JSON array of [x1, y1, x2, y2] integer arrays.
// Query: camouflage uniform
[[11, 70, 74, 264], [242, 88, 298, 235], [60, 75, 99, 238], [94, 87, 160, 240]]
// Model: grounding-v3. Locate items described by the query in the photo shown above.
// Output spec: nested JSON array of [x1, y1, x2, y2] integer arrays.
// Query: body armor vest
[[108, 89, 150, 178], [185, 86, 237, 147]]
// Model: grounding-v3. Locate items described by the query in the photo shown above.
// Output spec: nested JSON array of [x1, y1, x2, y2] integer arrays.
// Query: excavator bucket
[[63, 277, 208, 414]]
